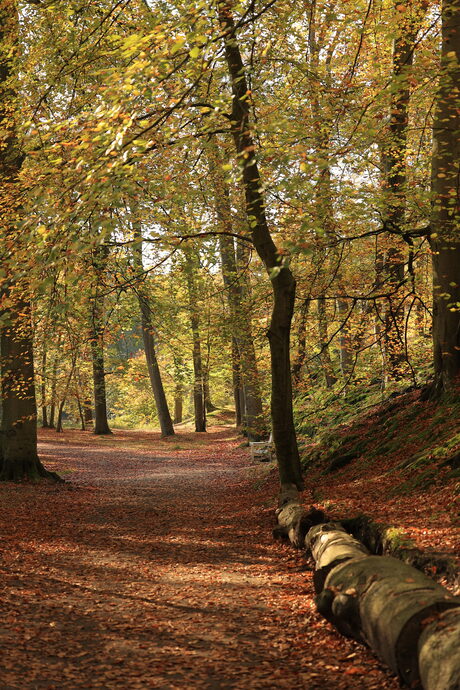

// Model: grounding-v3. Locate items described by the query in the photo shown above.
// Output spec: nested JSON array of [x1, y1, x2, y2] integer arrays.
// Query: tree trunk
[[219, 233, 265, 439], [292, 298, 310, 387], [231, 337, 243, 427], [90, 244, 112, 436], [83, 398, 93, 427], [48, 352, 59, 429], [430, 0, 460, 394], [379, 13, 419, 380], [1, 302, 58, 480], [91, 330, 111, 434], [208, 141, 266, 438], [0, 2, 57, 481], [55, 356, 77, 434], [174, 385, 183, 424], [183, 247, 206, 432], [317, 297, 338, 388], [76, 394, 85, 431], [55, 399, 65, 433], [203, 370, 216, 413], [40, 347, 49, 427], [218, 2, 302, 487], [337, 298, 353, 378], [132, 233, 175, 436]]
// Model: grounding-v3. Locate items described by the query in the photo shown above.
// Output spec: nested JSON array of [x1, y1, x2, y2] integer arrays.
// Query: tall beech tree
[[183, 245, 206, 433], [132, 229, 175, 437], [379, 2, 423, 382], [429, 0, 460, 394], [209, 143, 265, 439], [218, 1, 303, 489], [0, 0, 57, 481], [89, 242, 112, 435]]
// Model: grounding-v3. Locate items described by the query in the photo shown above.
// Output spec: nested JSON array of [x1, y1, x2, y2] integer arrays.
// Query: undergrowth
[[295, 382, 460, 495]]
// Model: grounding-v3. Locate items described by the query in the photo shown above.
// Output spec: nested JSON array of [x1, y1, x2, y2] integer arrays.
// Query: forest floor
[[0, 418, 457, 689]]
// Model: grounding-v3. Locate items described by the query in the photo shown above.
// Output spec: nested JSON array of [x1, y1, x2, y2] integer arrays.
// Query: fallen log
[[274, 484, 324, 548], [307, 523, 460, 689], [306, 522, 369, 592]]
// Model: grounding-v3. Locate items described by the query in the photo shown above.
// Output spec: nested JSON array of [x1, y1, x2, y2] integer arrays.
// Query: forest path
[[0, 426, 399, 690]]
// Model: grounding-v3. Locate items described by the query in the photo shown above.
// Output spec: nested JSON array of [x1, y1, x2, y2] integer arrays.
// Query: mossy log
[[341, 514, 458, 585], [308, 523, 460, 689]]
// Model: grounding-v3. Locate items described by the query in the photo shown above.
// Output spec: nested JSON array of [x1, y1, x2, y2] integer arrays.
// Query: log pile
[[275, 487, 460, 690]]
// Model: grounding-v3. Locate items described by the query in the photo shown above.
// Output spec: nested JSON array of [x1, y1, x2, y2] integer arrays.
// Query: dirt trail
[[0, 427, 399, 689]]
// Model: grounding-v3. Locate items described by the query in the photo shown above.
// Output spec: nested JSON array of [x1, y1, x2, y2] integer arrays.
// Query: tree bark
[[183, 247, 206, 432], [292, 298, 310, 387], [1, 301, 57, 480], [0, 1, 57, 481], [430, 0, 460, 394], [48, 351, 59, 429], [55, 355, 76, 433], [203, 370, 216, 413], [218, 2, 302, 487], [40, 347, 49, 427], [90, 244, 112, 435], [173, 385, 183, 424], [132, 233, 175, 436], [379, 7, 421, 381], [231, 337, 243, 427], [76, 394, 85, 431]]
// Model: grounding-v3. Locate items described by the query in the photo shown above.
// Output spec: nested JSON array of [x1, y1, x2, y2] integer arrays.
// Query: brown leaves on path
[[0, 426, 399, 689]]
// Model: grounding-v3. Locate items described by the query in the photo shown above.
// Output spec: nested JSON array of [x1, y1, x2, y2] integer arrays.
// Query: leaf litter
[[0, 425, 403, 689]]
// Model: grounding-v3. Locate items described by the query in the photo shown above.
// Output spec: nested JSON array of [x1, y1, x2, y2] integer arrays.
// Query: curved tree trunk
[[0, 2, 58, 481], [276, 496, 460, 689], [430, 0, 460, 394], [132, 232, 175, 436], [218, 2, 302, 487]]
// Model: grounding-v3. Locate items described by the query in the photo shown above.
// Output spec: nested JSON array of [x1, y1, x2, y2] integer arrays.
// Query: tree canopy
[[0, 0, 459, 483]]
